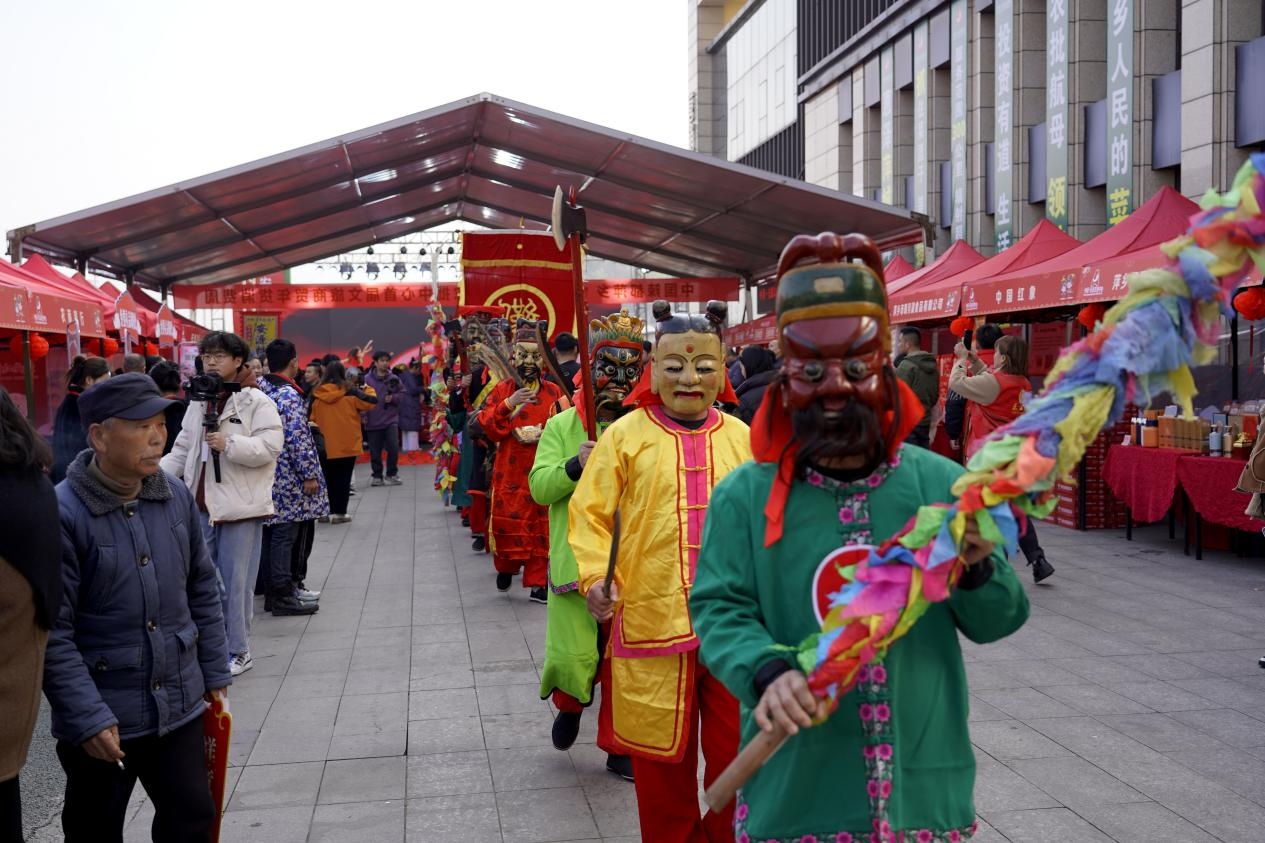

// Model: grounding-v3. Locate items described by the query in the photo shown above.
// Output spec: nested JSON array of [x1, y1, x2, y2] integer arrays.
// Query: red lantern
[[949, 316, 974, 338], [102, 337, 120, 356], [1077, 303, 1108, 330], [1232, 287, 1265, 321], [27, 333, 49, 361]]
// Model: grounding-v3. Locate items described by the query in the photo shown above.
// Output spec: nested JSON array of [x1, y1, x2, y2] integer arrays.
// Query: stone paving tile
[[318, 753, 407, 804], [227, 760, 324, 811], [407, 716, 486, 756], [496, 786, 601, 842], [1072, 801, 1221, 843], [216, 805, 313, 842], [309, 800, 406, 843], [984, 807, 1116, 841], [1002, 756, 1148, 809], [406, 750, 494, 798], [405, 791, 502, 842]]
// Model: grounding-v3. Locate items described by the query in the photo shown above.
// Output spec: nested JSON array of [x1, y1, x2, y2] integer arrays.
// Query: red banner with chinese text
[[183, 282, 461, 311], [584, 277, 740, 305], [460, 231, 575, 338]]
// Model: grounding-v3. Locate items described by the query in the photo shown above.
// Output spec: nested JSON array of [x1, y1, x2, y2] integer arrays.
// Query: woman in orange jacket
[[309, 362, 377, 522]]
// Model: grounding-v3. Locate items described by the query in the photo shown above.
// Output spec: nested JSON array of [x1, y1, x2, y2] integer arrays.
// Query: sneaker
[[317, 516, 330, 523], [271, 591, 319, 616], [349, 488, 357, 497], [1028, 552, 1055, 584], [385, 476, 403, 486], [294, 584, 320, 602], [472, 535, 487, 552], [330, 514, 353, 524], [370, 477, 386, 487], [496, 572, 513, 592], [606, 754, 635, 782], [551, 711, 582, 750], [529, 587, 548, 604], [229, 652, 254, 676]]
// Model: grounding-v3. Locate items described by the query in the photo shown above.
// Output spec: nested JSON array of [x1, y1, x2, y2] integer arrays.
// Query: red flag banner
[[585, 277, 740, 305], [460, 231, 575, 338], [156, 303, 178, 347], [112, 289, 144, 349]]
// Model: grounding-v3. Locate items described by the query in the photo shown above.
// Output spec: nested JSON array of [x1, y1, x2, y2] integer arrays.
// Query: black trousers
[[57, 715, 214, 843], [1019, 517, 1043, 562], [321, 456, 356, 515], [365, 424, 399, 479], [261, 521, 299, 591], [0, 776, 21, 843], [292, 518, 315, 583]]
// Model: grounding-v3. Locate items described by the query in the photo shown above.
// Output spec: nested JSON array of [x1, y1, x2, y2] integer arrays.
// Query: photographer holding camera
[[161, 331, 283, 677]]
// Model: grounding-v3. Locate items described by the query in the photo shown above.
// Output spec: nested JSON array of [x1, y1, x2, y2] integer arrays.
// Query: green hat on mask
[[775, 232, 891, 351]]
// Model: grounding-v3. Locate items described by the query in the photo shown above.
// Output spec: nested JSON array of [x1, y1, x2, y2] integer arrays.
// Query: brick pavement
[[63, 464, 1265, 842]]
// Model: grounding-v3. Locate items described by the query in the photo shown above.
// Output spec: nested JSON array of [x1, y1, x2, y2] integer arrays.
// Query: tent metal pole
[[21, 331, 35, 424]]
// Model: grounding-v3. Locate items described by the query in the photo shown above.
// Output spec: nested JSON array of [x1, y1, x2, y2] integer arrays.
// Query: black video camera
[[184, 372, 242, 402]]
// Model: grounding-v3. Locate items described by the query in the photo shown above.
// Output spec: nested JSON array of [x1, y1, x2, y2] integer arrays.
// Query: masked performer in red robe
[[477, 319, 565, 601]]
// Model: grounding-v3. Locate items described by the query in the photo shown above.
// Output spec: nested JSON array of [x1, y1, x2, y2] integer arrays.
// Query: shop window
[[1083, 100, 1107, 188], [1152, 71, 1182, 169], [1236, 37, 1265, 147], [1028, 123, 1047, 202]]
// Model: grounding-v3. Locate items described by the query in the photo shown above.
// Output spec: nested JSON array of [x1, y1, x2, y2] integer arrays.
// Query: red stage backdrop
[[460, 231, 575, 338]]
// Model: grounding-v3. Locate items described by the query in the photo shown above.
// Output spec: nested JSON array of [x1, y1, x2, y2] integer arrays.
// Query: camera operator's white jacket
[[161, 387, 284, 524]]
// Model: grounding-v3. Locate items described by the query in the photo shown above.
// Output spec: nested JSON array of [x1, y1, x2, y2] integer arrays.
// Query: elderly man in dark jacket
[[46, 374, 230, 843], [734, 345, 779, 425]]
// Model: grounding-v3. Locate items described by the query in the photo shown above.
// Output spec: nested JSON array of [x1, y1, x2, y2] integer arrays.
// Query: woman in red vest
[[950, 334, 1056, 583]]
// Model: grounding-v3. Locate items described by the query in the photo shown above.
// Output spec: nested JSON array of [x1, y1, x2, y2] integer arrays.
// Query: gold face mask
[[511, 341, 543, 383], [650, 331, 723, 421]]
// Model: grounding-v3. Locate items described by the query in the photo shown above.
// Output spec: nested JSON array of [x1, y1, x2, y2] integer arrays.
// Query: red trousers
[[552, 625, 618, 754], [631, 666, 739, 843], [493, 553, 548, 587], [468, 492, 488, 541]]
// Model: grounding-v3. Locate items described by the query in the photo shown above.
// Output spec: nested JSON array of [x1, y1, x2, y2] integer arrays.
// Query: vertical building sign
[[950, 0, 968, 241], [913, 21, 929, 214], [994, 0, 1014, 249], [881, 46, 895, 204], [1107, 0, 1134, 224], [1046, 0, 1070, 230]]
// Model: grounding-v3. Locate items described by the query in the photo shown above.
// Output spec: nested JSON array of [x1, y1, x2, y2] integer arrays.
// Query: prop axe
[[553, 185, 598, 442], [533, 319, 571, 393]]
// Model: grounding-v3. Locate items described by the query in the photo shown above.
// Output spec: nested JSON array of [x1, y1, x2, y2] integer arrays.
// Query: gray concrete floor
[[19, 462, 1265, 842]]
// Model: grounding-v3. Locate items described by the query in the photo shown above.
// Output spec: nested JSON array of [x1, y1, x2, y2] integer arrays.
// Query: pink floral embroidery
[[877, 743, 893, 760], [835, 835, 853, 843], [874, 703, 891, 722], [799, 836, 818, 843], [867, 473, 883, 488], [878, 820, 891, 836], [857, 666, 871, 683], [866, 780, 880, 798], [948, 832, 962, 842], [736, 835, 750, 843], [863, 745, 877, 759], [809, 472, 824, 487], [840, 508, 856, 524], [879, 780, 892, 798], [916, 833, 933, 843], [870, 665, 887, 683], [859, 703, 874, 721], [735, 804, 749, 821]]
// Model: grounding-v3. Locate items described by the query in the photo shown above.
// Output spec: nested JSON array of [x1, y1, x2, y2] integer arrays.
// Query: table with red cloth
[[1103, 444, 1190, 523], [1176, 454, 1262, 533]]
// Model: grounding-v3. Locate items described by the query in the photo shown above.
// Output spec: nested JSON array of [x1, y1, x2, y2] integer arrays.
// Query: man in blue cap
[[46, 373, 230, 842]]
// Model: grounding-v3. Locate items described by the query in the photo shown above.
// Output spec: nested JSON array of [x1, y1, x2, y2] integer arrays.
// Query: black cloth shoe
[[472, 535, 487, 552], [606, 754, 634, 782], [1028, 552, 1055, 584], [551, 711, 581, 750], [271, 590, 319, 616], [496, 572, 513, 592], [1259, 655, 1265, 669], [461, 516, 470, 527], [529, 587, 548, 604]]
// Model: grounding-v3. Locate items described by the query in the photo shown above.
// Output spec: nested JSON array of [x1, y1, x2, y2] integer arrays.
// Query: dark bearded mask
[[774, 234, 899, 478], [588, 311, 646, 421]]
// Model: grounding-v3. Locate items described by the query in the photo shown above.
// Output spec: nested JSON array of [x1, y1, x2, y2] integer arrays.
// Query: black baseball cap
[[79, 373, 177, 431], [554, 332, 578, 353]]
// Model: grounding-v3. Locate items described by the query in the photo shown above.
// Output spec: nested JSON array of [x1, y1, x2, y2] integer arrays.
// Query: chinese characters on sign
[[913, 21, 929, 214], [195, 282, 462, 309], [1107, 0, 1134, 225], [881, 46, 895, 205], [950, 0, 969, 241], [1046, 0, 1070, 231], [994, 0, 1015, 249]]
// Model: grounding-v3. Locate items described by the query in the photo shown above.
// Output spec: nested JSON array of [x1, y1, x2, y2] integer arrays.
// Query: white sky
[[0, 0, 689, 239]]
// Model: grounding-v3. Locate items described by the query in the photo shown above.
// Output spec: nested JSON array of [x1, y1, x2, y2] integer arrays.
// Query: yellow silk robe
[[569, 405, 751, 761]]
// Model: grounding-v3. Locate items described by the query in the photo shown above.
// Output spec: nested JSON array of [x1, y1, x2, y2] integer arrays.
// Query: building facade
[[689, 0, 1265, 262]]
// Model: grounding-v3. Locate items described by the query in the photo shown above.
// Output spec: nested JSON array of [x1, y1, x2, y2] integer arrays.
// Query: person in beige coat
[[0, 387, 61, 842]]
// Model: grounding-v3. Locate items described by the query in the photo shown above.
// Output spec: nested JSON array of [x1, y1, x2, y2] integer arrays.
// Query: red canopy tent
[[891, 221, 1081, 323], [0, 259, 106, 337], [129, 289, 207, 343], [961, 187, 1198, 316], [21, 254, 117, 313], [884, 255, 916, 282], [886, 240, 984, 322]]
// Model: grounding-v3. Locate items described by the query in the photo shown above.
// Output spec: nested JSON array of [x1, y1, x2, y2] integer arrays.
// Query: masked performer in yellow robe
[[570, 301, 750, 842]]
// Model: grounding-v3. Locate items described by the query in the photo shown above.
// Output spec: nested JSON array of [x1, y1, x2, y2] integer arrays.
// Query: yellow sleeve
[[568, 424, 625, 595]]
